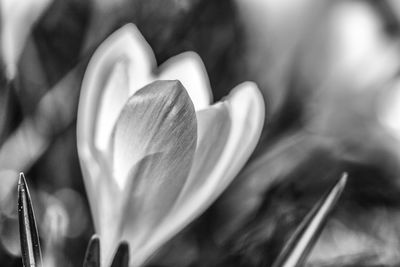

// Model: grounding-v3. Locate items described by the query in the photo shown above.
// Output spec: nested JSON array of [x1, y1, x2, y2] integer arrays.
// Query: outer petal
[[158, 52, 213, 110], [76, 24, 157, 263], [77, 24, 156, 186], [0, 0, 52, 79], [112, 80, 197, 266], [95, 60, 130, 154], [132, 82, 265, 266], [176, 81, 265, 214]]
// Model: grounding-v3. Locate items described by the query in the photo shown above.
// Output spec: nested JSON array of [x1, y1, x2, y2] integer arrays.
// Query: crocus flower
[[0, 0, 52, 79], [77, 24, 265, 267]]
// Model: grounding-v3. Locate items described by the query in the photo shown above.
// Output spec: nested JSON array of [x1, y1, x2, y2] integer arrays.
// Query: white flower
[[77, 24, 265, 267]]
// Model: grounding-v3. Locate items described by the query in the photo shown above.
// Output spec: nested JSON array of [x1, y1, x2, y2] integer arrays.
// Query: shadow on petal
[[133, 81, 265, 267], [176, 81, 265, 219], [111, 80, 197, 266]]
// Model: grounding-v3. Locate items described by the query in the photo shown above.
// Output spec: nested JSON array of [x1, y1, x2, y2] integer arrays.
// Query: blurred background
[[2, 0, 400, 266]]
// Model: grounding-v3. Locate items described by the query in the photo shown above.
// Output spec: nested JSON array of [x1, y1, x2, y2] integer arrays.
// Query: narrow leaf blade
[[18, 172, 43, 267], [83, 235, 100, 267], [271, 173, 348, 267], [110, 242, 129, 267]]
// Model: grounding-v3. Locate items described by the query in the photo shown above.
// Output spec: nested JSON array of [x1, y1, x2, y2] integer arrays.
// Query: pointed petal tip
[[158, 51, 213, 110], [228, 81, 265, 122], [233, 81, 261, 96], [105, 22, 155, 70], [158, 79, 184, 90], [332, 172, 348, 197], [340, 172, 348, 185], [117, 23, 141, 37], [90, 236, 100, 254], [131, 79, 194, 113]]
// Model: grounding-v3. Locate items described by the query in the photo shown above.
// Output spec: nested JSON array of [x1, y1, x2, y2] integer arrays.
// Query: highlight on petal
[[158, 52, 213, 110], [95, 60, 130, 153], [0, 0, 52, 79], [132, 82, 265, 267], [76, 23, 214, 266], [111, 80, 197, 265]]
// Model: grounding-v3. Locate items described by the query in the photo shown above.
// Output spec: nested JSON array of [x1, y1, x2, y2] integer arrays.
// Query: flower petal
[[158, 52, 213, 110], [111, 80, 197, 266], [181, 104, 231, 193], [77, 23, 156, 184], [112, 80, 197, 188], [78, 24, 155, 157], [78, 24, 212, 169], [95, 60, 130, 154], [131, 82, 265, 267], [176, 81, 265, 216], [76, 25, 158, 264]]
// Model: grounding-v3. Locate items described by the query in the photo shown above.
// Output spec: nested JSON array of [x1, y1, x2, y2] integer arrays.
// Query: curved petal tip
[[159, 51, 213, 110]]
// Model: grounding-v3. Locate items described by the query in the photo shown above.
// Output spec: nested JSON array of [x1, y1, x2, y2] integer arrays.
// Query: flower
[[0, 0, 52, 79], [77, 23, 265, 267]]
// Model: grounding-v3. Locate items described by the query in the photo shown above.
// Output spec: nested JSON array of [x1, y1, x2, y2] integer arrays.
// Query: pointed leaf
[[83, 235, 100, 267], [110, 242, 129, 267], [272, 174, 347, 267], [77, 25, 158, 242], [18, 173, 43, 267]]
